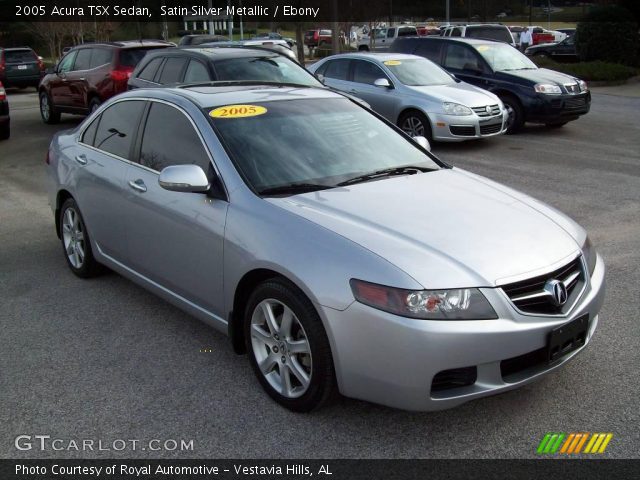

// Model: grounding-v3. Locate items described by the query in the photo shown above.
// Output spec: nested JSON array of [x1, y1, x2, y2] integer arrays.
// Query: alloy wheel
[[504, 104, 515, 130], [401, 116, 425, 137], [62, 207, 85, 268], [40, 94, 49, 121], [250, 299, 312, 398]]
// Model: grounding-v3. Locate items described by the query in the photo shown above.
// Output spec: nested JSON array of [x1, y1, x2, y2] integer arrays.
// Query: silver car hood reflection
[[269, 168, 581, 289], [406, 83, 499, 106]]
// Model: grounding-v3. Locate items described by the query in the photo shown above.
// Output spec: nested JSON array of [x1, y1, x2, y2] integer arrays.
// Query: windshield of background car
[[466, 26, 513, 43], [213, 55, 321, 86], [474, 43, 537, 71], [384, 58, 455, 86], [207, 98, 441, 193]]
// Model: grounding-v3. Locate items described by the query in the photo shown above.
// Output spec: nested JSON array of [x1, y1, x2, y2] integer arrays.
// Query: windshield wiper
[[336, 166, 431, 187], [258, 183, 332, 196]]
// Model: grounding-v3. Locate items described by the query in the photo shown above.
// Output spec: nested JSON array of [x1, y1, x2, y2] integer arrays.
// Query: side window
[[323, 59, 350, 81], [139, 102, 210, 173], [158, 57, 188, 84], [444, 44, 481, 70], [184, 60, 210, 83], [94, 100, 145, 159], [81, 116, 99, 146], [90, 48, 113, 69], [73, 49, 92, 71], [353, 60, 388, 85], [451, 27, 463, 37], [138, 57, 163, 82], [58, 51, 77, 73], [415, 41, 443, 62], [387, 28, 396, 38]]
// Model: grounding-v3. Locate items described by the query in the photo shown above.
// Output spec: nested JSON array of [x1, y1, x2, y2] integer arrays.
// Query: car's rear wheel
[[398, 110, 433, 142], [40, 91, 60, 124], [500, 95, 524, 134], [59, 198, 102, 278], [244, 279, 336, 412], [358, 45, 369, 51]]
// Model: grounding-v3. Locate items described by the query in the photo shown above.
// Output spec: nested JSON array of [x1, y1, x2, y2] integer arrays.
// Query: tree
[[576, 5, 638, 65]]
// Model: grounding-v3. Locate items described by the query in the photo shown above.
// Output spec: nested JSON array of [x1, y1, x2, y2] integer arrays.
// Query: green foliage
[[575, 6, 638, 65], [532, 57, 638, 83]]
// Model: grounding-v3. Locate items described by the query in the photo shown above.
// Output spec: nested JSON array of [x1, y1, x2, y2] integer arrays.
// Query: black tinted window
[[451, 28, 462, 37], [90, 48, 113, 68], [387, 28, 396, 38], [398, 27, 416, 37], [415, 41, 443, 62], [120, 48, 156, 68], [466, 26, 512, 43], [353, 60, 387, 85], [184, 60, 210, 82], [323, 59, 350, 81], [94, 101, 145, 159], [158, 57, 187, 84], [4, 49, 36, 62], [139, 102, 210, 172], [444, 44, 481, 70], [73, 49, 92, 71], [81, 116, 99, 146], [138, 57, 163, 81]]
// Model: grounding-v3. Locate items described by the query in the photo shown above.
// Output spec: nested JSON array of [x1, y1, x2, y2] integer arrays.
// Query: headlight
[[350, 279, 498, 320], [534, 83, 562, 95], [578, 79, 588, 92], [581, 236, 597, 276], [442, 102, 472, 116]]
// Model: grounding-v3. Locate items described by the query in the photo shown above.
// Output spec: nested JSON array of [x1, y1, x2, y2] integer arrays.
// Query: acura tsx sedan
[[46, 84, 605, 412]]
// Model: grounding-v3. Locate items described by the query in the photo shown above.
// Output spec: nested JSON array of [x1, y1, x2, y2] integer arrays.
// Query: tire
[[358, 45, 369, 51], [546, 121, 568, 129], [88, 97, 101, 114], [398, 110, 433, 143], [59, 198, 103, 278], [500, 94, 524, 134], [244, 278, 336, 412], [40, 91, 60, 124], [0, 123, 9, 140]]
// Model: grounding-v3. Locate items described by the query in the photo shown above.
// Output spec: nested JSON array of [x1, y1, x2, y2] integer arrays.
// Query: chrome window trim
[[77, 96, 229, 199]]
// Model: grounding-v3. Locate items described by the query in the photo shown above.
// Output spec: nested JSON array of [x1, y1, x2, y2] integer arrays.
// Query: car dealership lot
[[1, 89, 638, 458]]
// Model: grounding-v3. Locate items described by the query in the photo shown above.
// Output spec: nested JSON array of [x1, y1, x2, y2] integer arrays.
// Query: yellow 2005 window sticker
[[383, 60, 402, 66], [477, 45, 490, 52], [209, 105, 267, 119]]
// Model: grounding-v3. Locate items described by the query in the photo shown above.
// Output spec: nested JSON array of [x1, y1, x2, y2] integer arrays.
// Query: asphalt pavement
[[1, 87, 639, 459]]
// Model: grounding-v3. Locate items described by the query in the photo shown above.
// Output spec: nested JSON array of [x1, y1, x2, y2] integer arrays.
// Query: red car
[[38, 40, 172, 124], [304, 29, 332, 48]]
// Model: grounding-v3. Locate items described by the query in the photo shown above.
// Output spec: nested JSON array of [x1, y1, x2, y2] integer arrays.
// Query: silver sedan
[[309, 53, 508, 141], [47, 85, 604, 412]]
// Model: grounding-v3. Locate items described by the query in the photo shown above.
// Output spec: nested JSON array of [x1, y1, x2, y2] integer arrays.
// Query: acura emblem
[[544, 279, 568, 307], [486, 105, 492, 113]]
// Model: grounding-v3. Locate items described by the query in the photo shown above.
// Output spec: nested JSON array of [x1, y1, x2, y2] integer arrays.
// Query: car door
[[346, 59, 397, 120], [123, 101, 228, 317], [74, 99, 146, 261], [65, 47, 92, 109], [442, 43, 492, 90], [49, 50, 77, 107]]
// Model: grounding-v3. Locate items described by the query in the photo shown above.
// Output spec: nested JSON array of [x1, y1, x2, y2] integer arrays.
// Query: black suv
[[390, 37, 590, 132]]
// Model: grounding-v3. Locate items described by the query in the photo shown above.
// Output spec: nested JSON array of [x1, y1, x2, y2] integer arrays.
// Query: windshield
[[466, 26, 513, 43], [208, 98, 441, 194], [384, 57, 455, 86], [213, 56, 321, 86], [473, 43, 537, 71]]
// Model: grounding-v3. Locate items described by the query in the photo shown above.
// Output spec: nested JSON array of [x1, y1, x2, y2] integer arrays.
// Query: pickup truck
[[530, 26, 566, 45], [358, 25, 418, 51], [304, 29, 332, 48]]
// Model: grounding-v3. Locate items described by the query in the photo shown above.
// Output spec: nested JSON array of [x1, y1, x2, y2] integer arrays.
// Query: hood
[[496, 67, 578, 85], [406, 82, 499, 107], [268, 169, 581, 289]]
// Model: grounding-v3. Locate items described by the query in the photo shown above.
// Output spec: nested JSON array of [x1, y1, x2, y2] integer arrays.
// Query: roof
[[71, 40, 173, 49], [395, 36, 505, 46], [324, 52, 421, 61], [149, 46, 278, 60]]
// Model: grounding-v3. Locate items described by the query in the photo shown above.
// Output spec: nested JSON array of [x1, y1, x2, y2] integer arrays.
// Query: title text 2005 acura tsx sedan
[[46, 84, 605, 412]]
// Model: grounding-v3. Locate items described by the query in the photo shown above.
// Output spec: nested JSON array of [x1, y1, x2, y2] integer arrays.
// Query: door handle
[[74, 154, 87, 165], [128, 179, 147, 193], [79, 77, 85, 81]]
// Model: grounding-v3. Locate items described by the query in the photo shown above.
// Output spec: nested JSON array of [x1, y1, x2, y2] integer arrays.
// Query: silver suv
[[441, 23, 516, 47]]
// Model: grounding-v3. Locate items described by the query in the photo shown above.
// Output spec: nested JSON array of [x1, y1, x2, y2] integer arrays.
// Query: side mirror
[[373, 78, 392, 88], [413, 135, 431, 152], [158, 164, 210, 193]]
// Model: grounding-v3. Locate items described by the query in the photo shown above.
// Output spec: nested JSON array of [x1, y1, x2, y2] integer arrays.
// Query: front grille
[[565, 97, 587, 109], [472, 104, 501, 117], [564, 83, 581, 94], [480, 123, 502, 135], [450, 125, 476, 136], [501, 256, 585, 315], [500, 347, 547, 380], [431, 366, 477, 392]]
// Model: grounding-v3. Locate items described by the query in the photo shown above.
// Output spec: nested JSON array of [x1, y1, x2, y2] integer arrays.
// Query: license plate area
[[17, 65, 28, 70], [547, 314, 588, 364]]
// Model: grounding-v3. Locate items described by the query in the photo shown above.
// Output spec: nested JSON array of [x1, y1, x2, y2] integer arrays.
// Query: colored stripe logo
[[537, 433, 613, 454]]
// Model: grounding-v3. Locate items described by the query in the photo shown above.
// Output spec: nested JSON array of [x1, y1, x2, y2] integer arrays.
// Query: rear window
[[398, 27, 417, 37], [214, 56, 321, 86], [119, 48, 158, 68], [4, 49, 37, 62], [90, 48, 113, 68], [158, 57, 188, 84], [466, 26, 513, 43]]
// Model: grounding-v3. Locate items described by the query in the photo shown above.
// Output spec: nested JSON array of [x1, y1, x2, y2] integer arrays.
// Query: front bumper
[[429, 110, 508, 142], [320, 253, 605, 411], [526, 91, 591, 123]]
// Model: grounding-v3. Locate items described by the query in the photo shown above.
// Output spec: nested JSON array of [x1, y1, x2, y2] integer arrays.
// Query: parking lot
[[1, 87, 639, 458]]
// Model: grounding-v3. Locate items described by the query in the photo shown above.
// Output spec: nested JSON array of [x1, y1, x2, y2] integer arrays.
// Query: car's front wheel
[[398, 110, 433, 142], [500, 94, 524, 134], [59, 198, 103, 278], [40, 91, 60, 124], [244, 279, 336, 412]]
